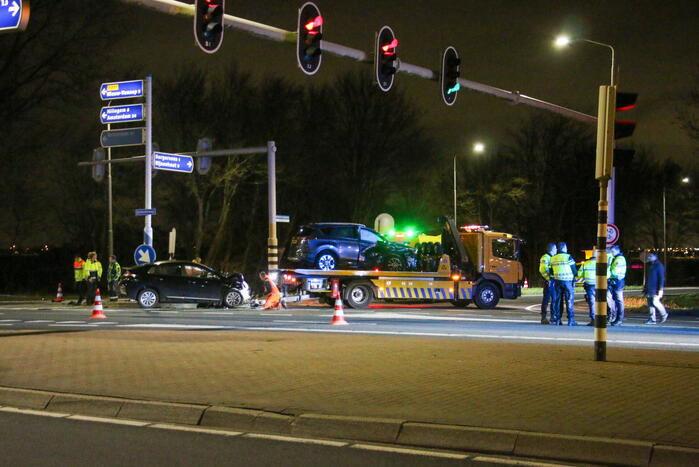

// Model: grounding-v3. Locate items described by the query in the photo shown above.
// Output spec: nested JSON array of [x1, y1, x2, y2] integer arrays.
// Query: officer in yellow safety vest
[[83, 251, 103, 306], [72, 254, 86, 305], [550, 242, 577, 326], [576, 250, 597, 326], [539, 243, 557, 324], [607, 244, 627, 326]]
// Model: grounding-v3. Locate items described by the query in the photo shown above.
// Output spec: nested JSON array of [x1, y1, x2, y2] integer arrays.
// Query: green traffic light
[[406, 229, 415, 238], [388, 230, 395, 237]]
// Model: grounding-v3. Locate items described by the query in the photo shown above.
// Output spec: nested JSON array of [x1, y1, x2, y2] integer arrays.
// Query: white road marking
[[244, 433, 347, 447], [148, 311, 180, 314], [237, 326, 699, 348], [259, 313, 293, 316], [49, 324, 99, 327], [117, 324, 226, 329], [272, 320, 328, 324], [350, 443, 467, 459], [68, 415, 149, 426], [24, 320, 55, 323], [149, 423, 242, 436], [93, 321, 119, 325], [200, 311, 238, 315], [0, 407, 70, 418], [56, 321, 87, 324], [472, 455, 571, 466], [0, 324, 13, 326], [0, 319, 20, 322], [350, 312, 534, 324]]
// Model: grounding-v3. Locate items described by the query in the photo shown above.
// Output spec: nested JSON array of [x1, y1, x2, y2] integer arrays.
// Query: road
[[1, 288, 698, 351], [0, 410, 574, 467]]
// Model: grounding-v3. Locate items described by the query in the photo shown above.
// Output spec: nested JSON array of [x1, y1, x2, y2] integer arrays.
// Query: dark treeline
[[1, 1, 698, 289]]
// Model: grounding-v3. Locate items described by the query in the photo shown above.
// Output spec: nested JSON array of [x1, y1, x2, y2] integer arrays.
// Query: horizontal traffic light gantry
[[297, 2, 323, 75], [441, 46, 461, 106], [194, 0, 225, 54], [375, 26, 398, 92]]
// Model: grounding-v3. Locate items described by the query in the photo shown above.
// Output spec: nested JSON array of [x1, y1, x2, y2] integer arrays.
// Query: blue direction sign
[[0, 0, 27, 32], [100, 80, 144, 100], [135, 208, 157, 216], [153, 152, 194, 173], [134, 244, 156, 265], [100, 104, 144, 124], [100, 128, 145, 148]]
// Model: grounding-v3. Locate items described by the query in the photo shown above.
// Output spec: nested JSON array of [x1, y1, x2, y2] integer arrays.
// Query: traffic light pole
[[594, 85, 617, 362], [120, 0, 596, 125], [267, 141, 278, 275], [107, 120, 114, 259]]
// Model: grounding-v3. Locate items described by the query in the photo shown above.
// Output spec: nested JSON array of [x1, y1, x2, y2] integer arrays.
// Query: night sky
[[117, 0, 699, 165]]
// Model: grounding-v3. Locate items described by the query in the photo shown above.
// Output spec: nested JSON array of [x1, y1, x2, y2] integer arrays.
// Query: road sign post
[[144, 75, 153, 248], [0, 0, 29, 32]]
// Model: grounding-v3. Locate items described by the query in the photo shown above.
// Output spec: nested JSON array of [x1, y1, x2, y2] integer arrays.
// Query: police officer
[[577, 250, 597, 326], [607, 244, 627, 326], [539, 243, 557, 324], [83, 251, 103, 306], [72, 254, 86, 305], [107, 255, 121, 302], [550, 242, 577, 326]]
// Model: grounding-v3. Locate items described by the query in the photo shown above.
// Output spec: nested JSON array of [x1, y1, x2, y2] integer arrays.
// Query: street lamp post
[[555, 33, 617, 362], [663, 177, 691, 282], [453, 142, 485, 225]]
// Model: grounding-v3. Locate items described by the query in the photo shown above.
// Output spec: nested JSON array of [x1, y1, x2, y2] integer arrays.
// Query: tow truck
[[280, 217, 524, 309]]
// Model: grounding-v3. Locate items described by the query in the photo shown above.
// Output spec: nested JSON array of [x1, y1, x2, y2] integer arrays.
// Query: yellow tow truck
[[280, 217, 524, 309]]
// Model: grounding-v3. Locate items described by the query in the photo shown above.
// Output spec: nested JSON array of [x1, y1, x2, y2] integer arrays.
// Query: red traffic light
[[305, 15, 323, 32], [381, 39, 398, 55]]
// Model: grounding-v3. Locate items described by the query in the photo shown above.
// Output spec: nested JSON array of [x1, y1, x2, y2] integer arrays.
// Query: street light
[[454, 142, 485, 225], [554, 34, 615, 86]]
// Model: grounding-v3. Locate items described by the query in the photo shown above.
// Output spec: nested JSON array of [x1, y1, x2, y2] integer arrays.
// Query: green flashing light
[[406, 229, 415, 238], [388, 230, 395, 237]]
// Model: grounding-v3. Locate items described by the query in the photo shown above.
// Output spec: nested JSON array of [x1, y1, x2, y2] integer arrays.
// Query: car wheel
[[314, 252, 338, 271], [474, 282, 499, 309], [223, 289, 244, 308], [344, 282, 373, 308], [137, 288, 159, 309], [384, 255, 404, 271]]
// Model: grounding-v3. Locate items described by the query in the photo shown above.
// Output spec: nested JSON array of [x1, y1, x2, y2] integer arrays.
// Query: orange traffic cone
[[89, 288, 107, 319], [329, 296, 349, 325], [51, 282, 64, 302], [523, 278, 529, 289]]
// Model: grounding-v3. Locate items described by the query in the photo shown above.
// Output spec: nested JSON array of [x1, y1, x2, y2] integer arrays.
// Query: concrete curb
[[0, 386, 696, 466]]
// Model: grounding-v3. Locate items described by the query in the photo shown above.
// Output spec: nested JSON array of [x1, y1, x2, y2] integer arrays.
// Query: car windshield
[[360, 228, 383, 244], [492, 238, 520, 261]]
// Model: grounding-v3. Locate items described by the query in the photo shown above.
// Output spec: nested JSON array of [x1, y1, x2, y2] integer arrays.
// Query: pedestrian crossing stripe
[[376, 286, 474, 300]]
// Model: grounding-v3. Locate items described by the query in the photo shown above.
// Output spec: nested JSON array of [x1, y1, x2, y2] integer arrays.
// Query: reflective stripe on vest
[[609, 255, 627, 280]]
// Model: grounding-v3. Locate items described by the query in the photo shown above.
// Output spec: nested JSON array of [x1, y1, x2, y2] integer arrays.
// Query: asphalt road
[[1, 288, 697, 351], [0, 410, 572, 467]]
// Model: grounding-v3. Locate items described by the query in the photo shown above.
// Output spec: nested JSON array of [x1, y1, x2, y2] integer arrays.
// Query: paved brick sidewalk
[[0, 330, 697, 447]]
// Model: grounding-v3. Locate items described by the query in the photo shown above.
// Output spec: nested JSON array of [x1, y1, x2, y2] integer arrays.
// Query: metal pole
[[267, 141, 278, 274], [593, 85, 616, 362], [607, 168, 615, 225], [663, 186, 667, 280], [107, 120, 114, 259], [453, 155, 457, 225], [144, 74, 153, 247]]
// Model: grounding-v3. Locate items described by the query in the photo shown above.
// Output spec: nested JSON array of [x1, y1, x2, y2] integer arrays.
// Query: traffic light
[[375, 26, 398, 92], [614, 91, 638, 166], [194, 0, 225, 54], [196, 138, 213, 175], [92, 148, 105, 182], [440, 46, 460, 106], [297, 2, 323, 75]]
